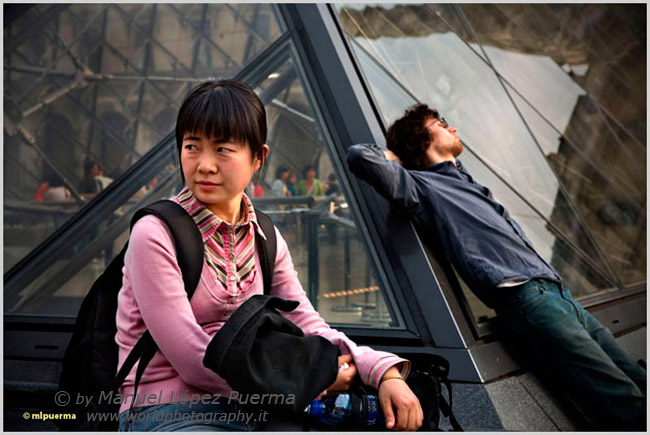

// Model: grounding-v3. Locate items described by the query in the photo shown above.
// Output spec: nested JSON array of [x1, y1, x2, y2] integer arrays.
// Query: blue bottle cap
[[306, 400, 325, 417]]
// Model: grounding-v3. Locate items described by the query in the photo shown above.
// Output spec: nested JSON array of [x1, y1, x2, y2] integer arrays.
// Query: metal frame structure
[[4, 4, 646, 394]]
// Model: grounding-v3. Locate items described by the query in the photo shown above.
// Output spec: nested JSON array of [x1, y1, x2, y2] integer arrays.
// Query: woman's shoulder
[[130, 214, 175, 249]]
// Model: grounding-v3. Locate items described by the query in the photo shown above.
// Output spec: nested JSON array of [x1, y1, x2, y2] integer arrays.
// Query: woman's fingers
[[379, 395, 395, 429], [378, 379, 423, 431], [338, 354, 353, 366]]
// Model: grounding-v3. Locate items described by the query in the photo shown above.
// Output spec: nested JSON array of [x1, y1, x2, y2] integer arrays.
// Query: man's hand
[[384, 150, 402, 165], [326, 354, 357, 392], [378, 366, 423, 431]]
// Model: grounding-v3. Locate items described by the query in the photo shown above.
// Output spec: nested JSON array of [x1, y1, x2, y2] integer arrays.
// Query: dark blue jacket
[[347, 143, 560, 307]]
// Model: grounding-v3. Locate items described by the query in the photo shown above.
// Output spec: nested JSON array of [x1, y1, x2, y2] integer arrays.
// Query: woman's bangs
[[185, 91, 257, 147]]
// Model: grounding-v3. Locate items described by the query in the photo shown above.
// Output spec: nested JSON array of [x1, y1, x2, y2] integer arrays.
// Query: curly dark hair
[[386, 104, 440, 170]]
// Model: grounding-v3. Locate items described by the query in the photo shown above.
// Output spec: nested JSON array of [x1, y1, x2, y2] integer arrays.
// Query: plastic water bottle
[[305, 393, 385, 429]]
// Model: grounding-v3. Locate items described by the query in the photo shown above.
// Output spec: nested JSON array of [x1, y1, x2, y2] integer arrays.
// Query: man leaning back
[[347, 103, 646, 431]]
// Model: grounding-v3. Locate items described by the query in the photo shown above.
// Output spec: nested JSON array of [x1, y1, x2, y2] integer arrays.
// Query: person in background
[[324, 173, 340, 196], [94, 164, 114, 190], [347, 103, 646, 431], [286, 171, 297, 197], [80, 159, 102, 199], [42, 171, 72, 203], [246, 171, 264, 198], [297, 164, 324, 197], [271, 166, 291, 198], [40, 170, 72, 229]]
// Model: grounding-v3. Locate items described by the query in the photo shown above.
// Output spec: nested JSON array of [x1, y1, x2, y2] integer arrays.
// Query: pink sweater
[[115, 214, 409, 413]]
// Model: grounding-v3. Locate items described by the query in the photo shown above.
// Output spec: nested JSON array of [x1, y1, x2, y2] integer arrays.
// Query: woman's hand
[[326, 354, 357, 392], [378, 366, 423, 431]]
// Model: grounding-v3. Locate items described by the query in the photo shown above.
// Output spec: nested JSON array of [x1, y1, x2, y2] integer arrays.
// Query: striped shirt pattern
[[174, 186, 266, 295]]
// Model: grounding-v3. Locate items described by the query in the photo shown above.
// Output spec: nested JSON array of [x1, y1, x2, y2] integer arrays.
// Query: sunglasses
[[425, 117, 448, 129]]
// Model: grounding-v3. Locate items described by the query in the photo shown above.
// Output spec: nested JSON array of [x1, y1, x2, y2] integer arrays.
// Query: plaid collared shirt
[[174, 186, 267, 295]]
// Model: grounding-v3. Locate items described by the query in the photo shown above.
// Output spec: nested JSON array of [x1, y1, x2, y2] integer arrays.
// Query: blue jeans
[[118, 400, 261, 432], [495, 279, 646, 430]]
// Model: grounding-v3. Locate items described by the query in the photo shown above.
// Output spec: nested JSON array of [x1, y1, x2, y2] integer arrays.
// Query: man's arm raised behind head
[[347, 143, 419, 215]]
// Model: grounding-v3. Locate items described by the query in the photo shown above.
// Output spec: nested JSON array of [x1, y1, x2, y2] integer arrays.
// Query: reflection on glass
[[5, 44, 401, 329], [251, 55, 398, 327], [6, 159, 181, 317], [338, 4, 645, 309], [352, 38, 417, 126], [509, 86, 646, 286], [4, 4, 283, 270], [437, 3, 647, 287], [460, 151, 618, 294]]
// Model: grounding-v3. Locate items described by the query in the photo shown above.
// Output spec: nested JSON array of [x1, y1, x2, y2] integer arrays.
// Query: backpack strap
[[254, 209, 277, 296], [113, 200, 203, 392], [116, 203, 276, 403], [428, 355, 463, 431], [131, 200, 204, 299]]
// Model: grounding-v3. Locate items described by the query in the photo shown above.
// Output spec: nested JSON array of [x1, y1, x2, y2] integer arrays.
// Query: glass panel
[[4, 4, 284, 271], [515, 4, 645, 143], [459, 150, 618, 301], [509, 85, 646, 287], [351, 38, 418, 126], [439, 3, 647, 286], [5, 44, 402, 329], [254, 54, 400, 327], [337, 4, 622, 290]]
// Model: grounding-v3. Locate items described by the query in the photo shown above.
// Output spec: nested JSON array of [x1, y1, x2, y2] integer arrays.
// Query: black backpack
[[55, 200, 277, 431]]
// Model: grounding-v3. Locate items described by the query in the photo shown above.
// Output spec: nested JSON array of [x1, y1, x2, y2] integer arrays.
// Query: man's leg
[[496, 280, 646, 430], [561, 287, 647, 395]]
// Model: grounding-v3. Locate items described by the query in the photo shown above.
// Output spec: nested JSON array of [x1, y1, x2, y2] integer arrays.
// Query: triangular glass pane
[[3, 3, 289, 274], [103, 7, 146, 73], [338, 3, 621, 286], [6, 48, 405, 332], [457, 3, 646, 150], [226, 4, 284, 65], [508, 88, 646, 286], [351, 39, 417, 125]]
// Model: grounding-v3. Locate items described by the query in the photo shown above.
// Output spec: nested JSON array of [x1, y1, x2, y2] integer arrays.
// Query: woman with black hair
[[115, 80, 422, 432]]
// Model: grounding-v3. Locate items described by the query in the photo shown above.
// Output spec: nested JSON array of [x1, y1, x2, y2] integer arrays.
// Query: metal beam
[[86, 8, 109, 149], [165, 4, 241, 74], [4, 65, 205, 84], [22, 73, 86, 118], [191, 4, 209, 73], [111, 4, 194, 76], [4, 15, 298, 314], [62, 7, 194, 106], [130, 4, 158, 146], [4, 120, 84, 202], [16, 6, 108, 105], [5, 4, 67, 53], [236, 4, 262, 63], [226, 4, 272, 50], [10, 48, 143, 162]]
